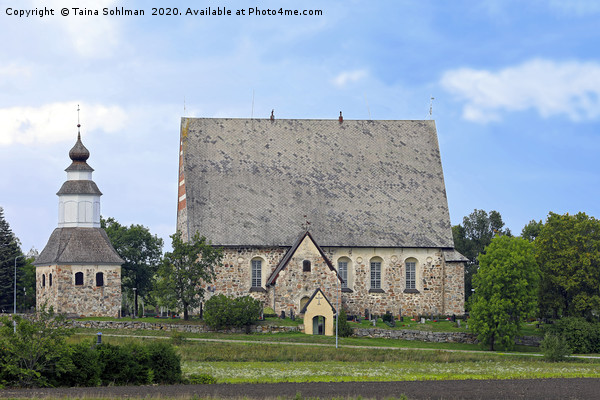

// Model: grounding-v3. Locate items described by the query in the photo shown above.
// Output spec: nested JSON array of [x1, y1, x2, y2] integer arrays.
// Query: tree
[[0, 305, 73, 387], [469, 236, 539, 351], [203, 294, 262, 331], [101, 217, 163, 316], [0, 207, 30, 313], [452, 209, 511, 303], [154, 231, 223, 320], [535, 212, 600, 320], [521, 219, 543, 242]]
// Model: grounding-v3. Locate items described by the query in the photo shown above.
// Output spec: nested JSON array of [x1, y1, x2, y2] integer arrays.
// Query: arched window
[[49, 273, 52, 287], [337, 257, 352, 289], [42, 274, 46, 287], [303, 260, 311, 272], [370, 258, 382, 290], [251, 258, 262, 288], [96, 272, 104, 287], [75, 272, 84, 286], [405, 259, 417, 290]]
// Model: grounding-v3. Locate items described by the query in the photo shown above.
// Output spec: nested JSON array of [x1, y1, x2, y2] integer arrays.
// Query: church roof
[[34, 228, 124, 266], [56, 180, 102, 196], [180, 118, 455, 248]]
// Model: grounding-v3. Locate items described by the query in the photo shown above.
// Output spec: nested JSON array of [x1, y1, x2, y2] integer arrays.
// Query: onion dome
[[69, 131, 90, 162]]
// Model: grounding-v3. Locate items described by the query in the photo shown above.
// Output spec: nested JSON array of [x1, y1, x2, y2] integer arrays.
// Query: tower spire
[[77, 104, 81, 139]]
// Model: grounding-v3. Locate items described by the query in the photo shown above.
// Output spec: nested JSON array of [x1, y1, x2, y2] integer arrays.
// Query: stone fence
[[353, 327, 541, 346], [2, 314, 540, 346], [70, 319, 301, 334]]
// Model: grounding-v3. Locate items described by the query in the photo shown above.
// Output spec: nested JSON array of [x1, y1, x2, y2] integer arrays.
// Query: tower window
[[96, 272, 104, 287], [42, 274, 46, 288], [49, 273, 52, 287], [303, 260, 311, 272], [75, 272, 84, 286]]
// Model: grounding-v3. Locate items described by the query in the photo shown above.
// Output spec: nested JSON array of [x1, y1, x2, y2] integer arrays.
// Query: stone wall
[[70, 319, 300, 334], [202, 245, 464, 318], [36, 264, 121, 317]]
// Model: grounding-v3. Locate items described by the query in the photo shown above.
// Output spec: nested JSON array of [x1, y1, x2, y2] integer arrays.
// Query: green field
[[72, 326, 600, 384]]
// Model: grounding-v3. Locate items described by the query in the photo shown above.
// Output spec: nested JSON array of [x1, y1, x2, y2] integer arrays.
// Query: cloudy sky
[[1, 0, 599, 253]]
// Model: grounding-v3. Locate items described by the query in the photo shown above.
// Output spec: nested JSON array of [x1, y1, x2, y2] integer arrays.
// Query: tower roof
[[66, 132, 94, 172]]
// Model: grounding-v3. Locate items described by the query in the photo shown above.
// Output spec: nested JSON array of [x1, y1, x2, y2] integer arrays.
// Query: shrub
[[204, 294, 262, 330], [57, 341, 101, 387], [548, 317, 600, 353], [187, 372, 218, 384], [540, 332, 571, 362], [147, 341, 182, 384], [337, 309, 354, 338]]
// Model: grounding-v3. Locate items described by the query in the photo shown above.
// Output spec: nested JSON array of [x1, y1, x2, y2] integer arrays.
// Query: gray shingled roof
[[180, 118, 455, 248], [34, 228, 124, 266], [56, 180, 102, 196]]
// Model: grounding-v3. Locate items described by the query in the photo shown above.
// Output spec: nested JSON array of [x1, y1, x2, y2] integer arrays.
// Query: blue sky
[[1, 0, 599, 253]]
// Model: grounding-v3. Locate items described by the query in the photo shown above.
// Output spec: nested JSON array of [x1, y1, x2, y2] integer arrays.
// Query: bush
[[548, 317, 600, 353], [57, 341, 101, 387], [204, 294, 262, 330], [540, 333, 571, 362], [337, 309, 354, 338], [187, 372, 218, 384], [147, 341, 182, 384], [96, 342, 150, 385]]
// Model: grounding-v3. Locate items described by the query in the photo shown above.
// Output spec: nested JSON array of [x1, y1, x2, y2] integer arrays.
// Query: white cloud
[[31, 0, 121, 58], [0, 63, 32, 78], [441, 59, 600, 123], [332, 69, 368, 88], [0, 102, 128, 146]]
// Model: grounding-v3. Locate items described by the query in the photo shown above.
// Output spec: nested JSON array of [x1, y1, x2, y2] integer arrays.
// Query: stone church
[[34, 128, 123, 317], [177, 116, 465, 318]]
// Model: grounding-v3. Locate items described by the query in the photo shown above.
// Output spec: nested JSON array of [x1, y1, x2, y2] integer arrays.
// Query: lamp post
[[132, 288, 137, 318], [14, 255, 24, 333]]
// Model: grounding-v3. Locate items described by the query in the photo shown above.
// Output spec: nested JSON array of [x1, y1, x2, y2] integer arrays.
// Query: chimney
[[339, 111, 343, 123]]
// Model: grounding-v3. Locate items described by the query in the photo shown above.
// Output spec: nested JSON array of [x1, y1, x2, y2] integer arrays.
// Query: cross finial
[[303, 215, 311, 231], [77, 104, 81, 138]]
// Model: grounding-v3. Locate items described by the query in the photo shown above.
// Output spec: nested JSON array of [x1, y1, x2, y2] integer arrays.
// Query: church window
[[75, 272, 84, 286], [42, 274, 46, 287], [251, 259, 262, 287], [303, 260, 311, 272], [370, 260, 381, 289], [406, 261, 416, 290], [338, 260, 348, 289], [96, 272, 104, 287], [49, 273, 52, 287]]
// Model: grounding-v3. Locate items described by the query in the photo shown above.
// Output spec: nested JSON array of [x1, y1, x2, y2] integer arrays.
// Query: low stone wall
[[353, 327, 479, 344], [352, 328, 541, 346], [70, 319, 301, 334]]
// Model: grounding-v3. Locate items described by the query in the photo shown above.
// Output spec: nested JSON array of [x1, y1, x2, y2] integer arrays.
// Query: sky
[[1, 0, 599, 254]]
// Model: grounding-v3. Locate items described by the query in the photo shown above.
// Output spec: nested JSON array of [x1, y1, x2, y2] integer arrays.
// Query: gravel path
[[2, 379, 600, 399]]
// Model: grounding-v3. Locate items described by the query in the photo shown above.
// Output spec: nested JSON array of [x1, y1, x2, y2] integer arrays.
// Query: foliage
[[0, 305, 73, 387], [469, 236, 539, 350], [540, 333, 571, 362], [0, 207, 32, 313], [101, 217, 164, 315], [452, 209, 511, 303], [204, 294, 262, 330], [155, 231, 223, 320], [57, 340, 101, 387], [146, 341, 182, 384], [521, 219, 543, 242], [546, 317, 600, 354], [535, 212, 600, 320], [186, 372, 218, 384], [337, 308, 354, 337]]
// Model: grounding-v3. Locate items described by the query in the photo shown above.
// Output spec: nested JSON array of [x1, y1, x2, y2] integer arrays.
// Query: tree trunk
[[490, 333, 495, 351], [183, 303, 189, 320], [134, 292, 138, 318]]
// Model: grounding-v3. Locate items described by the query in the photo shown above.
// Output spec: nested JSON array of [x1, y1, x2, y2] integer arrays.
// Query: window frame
[[338, 260, 348, 289], [251, 259, 262, 288], [96, 272, 104, 287], [370, 260, 382, 290], [75, 271, 84, 286]]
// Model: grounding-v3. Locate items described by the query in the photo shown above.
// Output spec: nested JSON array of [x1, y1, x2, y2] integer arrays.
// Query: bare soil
[[1, 379, 600, 400]]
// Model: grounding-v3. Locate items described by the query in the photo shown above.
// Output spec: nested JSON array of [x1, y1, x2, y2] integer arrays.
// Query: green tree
[[101, 217, 163, 316], [0, 305, 73, 387], [535, 212, 600, 320], [0, 207, 31, 313], [469, 236, 539, 351], [452, 209, 511, 303], [521, 219, 543, 242], [155, 231, 223, 320], [204, 294, 262, 331]]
